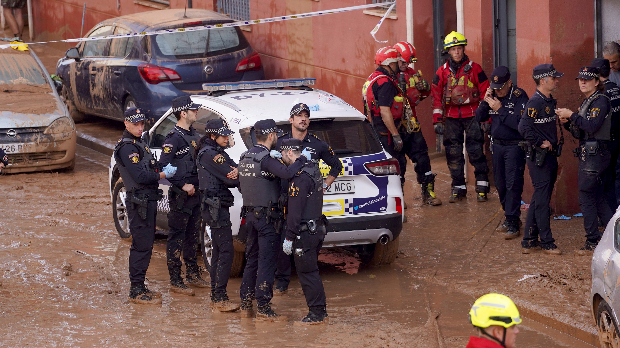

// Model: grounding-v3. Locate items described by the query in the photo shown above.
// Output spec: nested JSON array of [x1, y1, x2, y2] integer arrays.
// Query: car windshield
[[240, 120, 384, 157], [0, 52, 48, 86], [150, 27, 249, 59], [150, 108, 223, 149]]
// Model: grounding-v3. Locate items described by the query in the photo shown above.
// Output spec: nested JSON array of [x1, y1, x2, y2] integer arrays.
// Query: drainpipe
[[406, 0, 413, 44], [456, 0, 464, 33], [188, 0, 192, 8]]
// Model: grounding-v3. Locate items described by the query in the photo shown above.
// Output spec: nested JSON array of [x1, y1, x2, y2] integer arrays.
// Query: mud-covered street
[[0, 140, 599, 347]]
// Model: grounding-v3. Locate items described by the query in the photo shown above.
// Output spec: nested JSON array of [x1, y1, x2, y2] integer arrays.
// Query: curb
[[77, 132, 115, 157], [519, 306, 599, 347]]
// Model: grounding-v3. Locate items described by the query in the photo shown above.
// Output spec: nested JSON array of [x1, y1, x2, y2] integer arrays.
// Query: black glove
[[433, 123, 444, 135], [415, 79, 430, 92], [392, 134, 403, 152], [480, 123, 491, 133]]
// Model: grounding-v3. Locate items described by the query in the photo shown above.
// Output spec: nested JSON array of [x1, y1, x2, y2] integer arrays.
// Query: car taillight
[[395, 197, 402, 215], [364, 158, 400, 176], [236, 52, 262, 72], [138, 64, 181, 84]]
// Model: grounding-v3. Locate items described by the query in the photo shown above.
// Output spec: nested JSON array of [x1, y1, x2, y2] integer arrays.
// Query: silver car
[[592, 212, 620, 347]]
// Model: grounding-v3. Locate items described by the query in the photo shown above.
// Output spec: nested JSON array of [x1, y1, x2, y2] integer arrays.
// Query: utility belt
[[243, 205, 283, 223], [519, 141, 560, 167], [127, 188, 163, 220], [573, 140, 610, 158], [201, 194, 234, 222], [492, 138, 522, 146], [299, 215, 329, 235], [169, 185, 194, 215], [293, 215, 329, 257]]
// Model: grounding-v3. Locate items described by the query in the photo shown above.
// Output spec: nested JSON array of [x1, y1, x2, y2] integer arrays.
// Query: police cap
[[205, 118, 234, 136], [590, 58, 611, 78], [532, 63, 564, 80], [576, 66, 600, 80], [172, 95, 201, 113], [290, 103, 311, 118], [280, 138, 303, 152], [254, 119, 280, 135], [124, 107, 145, 123], [490, 66, 511, 89]]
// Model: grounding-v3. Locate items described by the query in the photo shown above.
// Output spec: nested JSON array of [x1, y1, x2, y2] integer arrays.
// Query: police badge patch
[[163, 144, 173, 153], [128, 153, 139, 163], [191, 140, 197, 148], [213, 154, 225, 164], [513, 89, 521, 97], [289, 182, 299, 197], [545, 106, 551, 114], [591, 108, 600, 118], [145, 146, 150, 153], [527, 108, 537, 118]]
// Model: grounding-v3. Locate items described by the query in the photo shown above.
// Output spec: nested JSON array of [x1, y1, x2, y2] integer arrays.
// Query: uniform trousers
[[166, 191, 201, 279], [522, 155, 557, 248], [127, 199, 157, 284]]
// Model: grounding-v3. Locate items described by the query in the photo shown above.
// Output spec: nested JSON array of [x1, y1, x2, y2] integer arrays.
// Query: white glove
[[301, 148, 312, 161], [270, 150, 282, 159], [162, 164, 177, 179], [283, 239, 293, 255]]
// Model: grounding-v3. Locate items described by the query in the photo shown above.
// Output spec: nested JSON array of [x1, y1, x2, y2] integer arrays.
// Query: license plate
[[0, 143, 31, 154], [325, 180, 355, 195]]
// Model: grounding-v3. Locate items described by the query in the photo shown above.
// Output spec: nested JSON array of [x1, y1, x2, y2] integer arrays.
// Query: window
[[109, 26, 137, 58], [615, 218, 620, 251], [0, 53, 49, 86], [82, 26, 114, 57], [217, 0, 250, 21], [150, 108, 222, 148], [150, 27, 248, 59], [493, 0, 518, 84], [364, 0, 396, 19]]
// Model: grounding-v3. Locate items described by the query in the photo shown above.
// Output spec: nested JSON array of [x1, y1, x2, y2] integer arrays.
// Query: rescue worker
[[431, 31, 490, 202], [274, 103, 343, 295], [113, 107, 177, 304], [475, 66, 529, 239], [591, 58, 620, 209], [603, 42, 620, 86], [557, 66, 612, 255], [160, 96, 209, 296], [518, 64, 564, 255], [0, 148, 8, 173], [195, 118, 241, 312], [280, 138, 328, 324], [238, 119, 311, 320], [466, 293, 521, 348], [392, 41, 442, 206]]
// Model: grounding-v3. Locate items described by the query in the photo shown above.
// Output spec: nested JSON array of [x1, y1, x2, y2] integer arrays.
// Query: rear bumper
[[323, 213, 402, 247]]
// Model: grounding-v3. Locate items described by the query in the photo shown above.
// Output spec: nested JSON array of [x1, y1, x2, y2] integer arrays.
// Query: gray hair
[[603, 41, 620, 57]]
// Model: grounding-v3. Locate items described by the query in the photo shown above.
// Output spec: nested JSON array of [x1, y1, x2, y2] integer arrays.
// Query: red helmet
[[394, 41, 417, 63], [374, 47, 400, 66]]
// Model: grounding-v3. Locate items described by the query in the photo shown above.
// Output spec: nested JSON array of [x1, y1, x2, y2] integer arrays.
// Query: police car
[[109, 78, 403, 276]]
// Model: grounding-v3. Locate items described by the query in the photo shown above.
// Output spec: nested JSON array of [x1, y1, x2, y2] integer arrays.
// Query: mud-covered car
[[56, 9, 264, 123], [0, 49, 76, 173], [108, 78, 403, 276]]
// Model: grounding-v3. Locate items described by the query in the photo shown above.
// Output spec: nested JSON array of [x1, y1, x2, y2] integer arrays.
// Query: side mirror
[[141, 131, 151, 146], [65, 47, 80, 61]]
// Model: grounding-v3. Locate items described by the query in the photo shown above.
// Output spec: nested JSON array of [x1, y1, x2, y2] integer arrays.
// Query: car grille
[[7, 151, 67, 164], [0, 127, 46, 143]]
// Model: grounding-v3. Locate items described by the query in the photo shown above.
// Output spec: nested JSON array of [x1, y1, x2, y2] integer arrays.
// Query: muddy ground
[[0, 142, 599, 347]]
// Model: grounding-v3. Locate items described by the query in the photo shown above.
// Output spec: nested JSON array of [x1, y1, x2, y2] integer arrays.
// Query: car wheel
[[112, 179, 131, 239], [359, 236, 400, 266], [124, 95, 137, 110], [62, 86, 85, 123], [597, 300, 620, 348], [200, 222, 245, 277]]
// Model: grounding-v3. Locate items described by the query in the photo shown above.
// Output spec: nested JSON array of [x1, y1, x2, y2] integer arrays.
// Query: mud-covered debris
[[62, 261, 72, 276], [14, 185, 23, 190]]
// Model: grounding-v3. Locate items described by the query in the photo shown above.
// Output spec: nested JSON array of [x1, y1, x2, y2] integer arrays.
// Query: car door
[[106, 25, 138, 120], [78, 25, 113, 115], [606, 219, 620, 309]]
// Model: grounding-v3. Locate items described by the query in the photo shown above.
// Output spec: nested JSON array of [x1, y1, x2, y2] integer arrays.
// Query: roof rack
[[202, 78, 316, 96]]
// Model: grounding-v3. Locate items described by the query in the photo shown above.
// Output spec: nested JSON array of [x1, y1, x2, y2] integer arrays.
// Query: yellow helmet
[[469, 293, 522, 328], [444, 31, 467, 49]]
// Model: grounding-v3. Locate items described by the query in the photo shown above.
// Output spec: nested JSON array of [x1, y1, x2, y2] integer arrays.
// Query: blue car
[[56, 8, 265, 123]]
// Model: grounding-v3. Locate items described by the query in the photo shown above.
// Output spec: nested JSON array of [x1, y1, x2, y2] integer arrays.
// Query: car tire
[[112, 178, 131, 239], [124, 95, 137, 111], [200, 222, 245, 278], [359, 236, 400, 266], [62, 86, 85, 123], [597, 300, 620, 348]]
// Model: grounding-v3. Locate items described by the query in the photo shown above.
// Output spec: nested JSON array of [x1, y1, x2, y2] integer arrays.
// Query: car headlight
[[44, 116, 75, 134]]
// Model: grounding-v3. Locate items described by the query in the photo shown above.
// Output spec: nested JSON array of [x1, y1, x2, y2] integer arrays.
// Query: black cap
[[204, 118, 234, 136], [171, 95, 201, 113], [532, 63, 564, 80], [290, 103, 311, 117], [124, 107, 145, 123], [254, 119, 279, 135], [280, 138, 303, 151], [591, 58, 611, 78], [576, 66, 600, 80], [490, 66, 511, 89]]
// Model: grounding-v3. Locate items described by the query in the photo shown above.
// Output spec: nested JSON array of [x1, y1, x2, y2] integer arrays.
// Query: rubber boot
[[421, 182, 442, 206], [448, 187, 466, 203], [476, 183, 489, 202]]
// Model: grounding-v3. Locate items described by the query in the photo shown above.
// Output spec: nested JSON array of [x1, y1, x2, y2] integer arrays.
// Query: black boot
[[256, 303, 286, 321], [299, 306, 328, 325], [129, 282, 161, 305], [421, 180, 442, 206], [448, 187, 467, 203], [476, 183, 489, 202]]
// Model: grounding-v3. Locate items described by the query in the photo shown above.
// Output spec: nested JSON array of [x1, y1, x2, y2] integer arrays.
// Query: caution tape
[[370, 1, 396, 43], [0, 1, 396, 50]]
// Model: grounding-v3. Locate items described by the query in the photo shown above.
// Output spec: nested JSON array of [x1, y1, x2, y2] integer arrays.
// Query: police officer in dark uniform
[[238, 119, 311, 320], [114, 107, 177, 304], [273, 103, 342, 295], [558, 66, 612, 254], [0, 148, 8, 173], [591, 58, 620, 210], [159, 95, 209, 296], [475, 66, 529, 239], [518, 64, 564, 255], [280, 138, 328, 324], [196, 118, 241, 312]]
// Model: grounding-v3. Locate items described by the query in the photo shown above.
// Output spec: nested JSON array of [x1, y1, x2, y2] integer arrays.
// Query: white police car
[[109, 78, 403, 276]]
